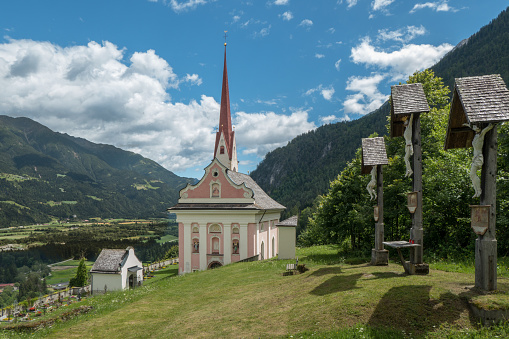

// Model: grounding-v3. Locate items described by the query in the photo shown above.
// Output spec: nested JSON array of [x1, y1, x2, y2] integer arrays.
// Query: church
[[169, 44, 295, 274]]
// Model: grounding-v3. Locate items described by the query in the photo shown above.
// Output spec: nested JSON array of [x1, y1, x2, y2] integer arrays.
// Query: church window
[[192, 239, 199, 253], [220, 146, 225, 154], [232, 239, 239, 254], [212, 237, 220, 254], [209, 224, 222, 233]]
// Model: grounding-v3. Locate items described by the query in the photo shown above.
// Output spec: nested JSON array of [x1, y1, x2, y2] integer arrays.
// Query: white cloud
[[343, 74, 388, 115], [315, 53, 325, 59], [378, 25, 427, 43], [410, 1, 457, 13], [281, 11, 293, 21], [184, 73, 202, 86], [335, 59, 341, 71], [235, 110, 316, 156], [321, 87, 335, 101], [320, 115, 337, 124], [274, 0, 289, 5], [232, 15, 241, 23], [346, 0, 358, 8], [350, 37, 453, 79], [305, 84, 335, 101], [0, 39, 318, 174], [371, 0, 395, 11], [299, 19, 313, 28], [167, 0, 208, 12], [327, 27, 336, 34], [254, 25, 271, 38]]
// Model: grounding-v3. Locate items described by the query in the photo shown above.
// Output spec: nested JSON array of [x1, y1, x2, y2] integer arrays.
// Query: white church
[[169, 44, 296, 274]]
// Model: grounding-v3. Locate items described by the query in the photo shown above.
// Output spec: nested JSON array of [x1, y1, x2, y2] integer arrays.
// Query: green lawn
[[8, 245, 508, 338], [156, 234, 178, 244]]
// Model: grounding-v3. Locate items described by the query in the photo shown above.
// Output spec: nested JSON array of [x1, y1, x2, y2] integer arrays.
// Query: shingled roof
[[90, 249, 126, 274], [361, 137, 389, 175], [390, 83, 430, 137], [227, 171, 285, 210], [276, 215, 298, 227], [445, 74, 509, 149]]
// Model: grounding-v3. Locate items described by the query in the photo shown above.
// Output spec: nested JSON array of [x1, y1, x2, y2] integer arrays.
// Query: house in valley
[[90, 247, 143, 294]]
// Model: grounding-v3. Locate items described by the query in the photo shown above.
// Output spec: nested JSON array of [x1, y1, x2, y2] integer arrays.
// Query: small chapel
[[169, 44, 295, 274]]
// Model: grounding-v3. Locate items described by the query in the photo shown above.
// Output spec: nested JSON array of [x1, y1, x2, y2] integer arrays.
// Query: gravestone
[[361, 137, 389, 265]]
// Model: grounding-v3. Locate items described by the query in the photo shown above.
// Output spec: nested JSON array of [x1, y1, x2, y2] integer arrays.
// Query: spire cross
[[224, 31, 228, 46]]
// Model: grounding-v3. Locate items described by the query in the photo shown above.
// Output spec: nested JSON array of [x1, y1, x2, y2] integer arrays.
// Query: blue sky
[[0, 0, 507, 179]]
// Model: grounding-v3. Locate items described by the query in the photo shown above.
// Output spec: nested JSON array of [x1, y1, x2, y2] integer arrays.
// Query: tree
[[69, 258, 89, 287]]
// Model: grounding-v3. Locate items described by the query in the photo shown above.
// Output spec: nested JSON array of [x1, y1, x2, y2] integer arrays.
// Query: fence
[[143, 258, 178, 274]]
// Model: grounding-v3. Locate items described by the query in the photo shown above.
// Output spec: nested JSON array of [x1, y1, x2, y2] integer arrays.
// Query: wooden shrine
[[361, 137, 389, 265], [384, 83, 430, 275], [444, 74, 509, 291]]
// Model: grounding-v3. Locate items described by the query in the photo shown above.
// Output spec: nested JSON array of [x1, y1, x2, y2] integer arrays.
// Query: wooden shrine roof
[[445, 74, 509, 149], [361, 137, 389, 175], [390, 83, 430, 137]]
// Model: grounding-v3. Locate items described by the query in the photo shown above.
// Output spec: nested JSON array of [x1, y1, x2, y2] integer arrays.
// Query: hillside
[[14, 246, 509, 338], [0, 115, 194, 226], [251, 6, 509, 215]]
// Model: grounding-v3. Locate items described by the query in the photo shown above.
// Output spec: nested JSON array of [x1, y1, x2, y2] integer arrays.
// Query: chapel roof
[[276, 215, 298, 227], [90, 248, 127, 274], [227, 171, 285, 210]]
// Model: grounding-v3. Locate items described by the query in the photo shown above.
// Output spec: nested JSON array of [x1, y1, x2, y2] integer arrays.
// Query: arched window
[[220, 146, 225, 154], [260, 242, 265, 260], [209, 224, 222, 233], [272, 237, 275, 258], [232, 239, 239, 254], [212, 237, 220, 254]]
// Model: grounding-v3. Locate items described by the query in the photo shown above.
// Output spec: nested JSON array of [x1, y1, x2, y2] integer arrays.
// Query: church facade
[[169, 45, 293, 274]]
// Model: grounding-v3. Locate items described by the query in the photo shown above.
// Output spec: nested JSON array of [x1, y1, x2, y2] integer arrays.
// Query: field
[[4, 245, 509, 338], [46, 260, 95, 286]]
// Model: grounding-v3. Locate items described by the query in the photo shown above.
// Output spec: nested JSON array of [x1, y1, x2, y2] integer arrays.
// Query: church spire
[[214, 37, 238, 172]]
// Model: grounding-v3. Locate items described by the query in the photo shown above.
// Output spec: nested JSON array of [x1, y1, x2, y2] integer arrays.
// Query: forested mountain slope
[[432, 7, 509, 92], [251, 102, 389, 215], [0, 115, 193, 226], [251, 6, 509, 215]]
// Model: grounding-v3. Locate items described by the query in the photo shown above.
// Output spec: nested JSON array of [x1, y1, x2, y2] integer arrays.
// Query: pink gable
[[183, 162, 250, 199]]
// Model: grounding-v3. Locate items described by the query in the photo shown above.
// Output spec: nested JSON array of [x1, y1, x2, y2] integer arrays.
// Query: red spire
[[214, 46, 234, 159]]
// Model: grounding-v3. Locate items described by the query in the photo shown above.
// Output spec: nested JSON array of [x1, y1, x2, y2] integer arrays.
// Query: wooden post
[[476, 125, 497, 290], [371, 164, 388, 265], [409, 114, 424, 265]]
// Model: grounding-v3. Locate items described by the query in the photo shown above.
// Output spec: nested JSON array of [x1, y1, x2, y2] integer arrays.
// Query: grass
[[46, 261, 95, 285], [3, 245, 507, 338], [156, 234, 178, 244]]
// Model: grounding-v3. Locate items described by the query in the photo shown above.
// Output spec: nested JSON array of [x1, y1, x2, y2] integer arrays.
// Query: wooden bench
[[286, 263, 297, 271], [383, 241, 421, 274]]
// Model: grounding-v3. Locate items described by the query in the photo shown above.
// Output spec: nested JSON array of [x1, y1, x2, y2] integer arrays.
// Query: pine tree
[[69, 258, 88, 287]]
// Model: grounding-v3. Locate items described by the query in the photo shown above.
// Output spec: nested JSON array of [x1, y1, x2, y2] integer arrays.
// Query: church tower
[[214, 43, 238, 172]]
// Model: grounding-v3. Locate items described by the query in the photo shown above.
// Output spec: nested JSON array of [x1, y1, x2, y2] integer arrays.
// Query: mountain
[[251, 6, 509, 216], [251, 102, 389, 215], [0, 115, 194, 226]]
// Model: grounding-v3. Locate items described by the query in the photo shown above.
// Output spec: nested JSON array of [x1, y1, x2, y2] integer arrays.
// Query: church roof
[[228, 171, 285, 210], [214, 46, 234, 160], [90, 248, 127, 274]]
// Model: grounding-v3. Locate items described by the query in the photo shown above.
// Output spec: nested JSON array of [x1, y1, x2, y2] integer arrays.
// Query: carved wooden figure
[[361, 137, 389, 265], [444, 74, 509, 291]]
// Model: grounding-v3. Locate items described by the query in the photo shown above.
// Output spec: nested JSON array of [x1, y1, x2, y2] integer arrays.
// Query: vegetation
[[251, 6, 509, 227], [2, 245, 508, 338], [301, 69, 509, 260], [69, 258, 88, 287], [0, 115, 194, 226]]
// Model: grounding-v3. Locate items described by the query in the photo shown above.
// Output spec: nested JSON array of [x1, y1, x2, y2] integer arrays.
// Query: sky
[[0, 1, 508, 179]]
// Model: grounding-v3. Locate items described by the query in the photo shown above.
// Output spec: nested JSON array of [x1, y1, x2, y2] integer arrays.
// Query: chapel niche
[[192, 239, 199, 253], [232, 239, 239, 254]]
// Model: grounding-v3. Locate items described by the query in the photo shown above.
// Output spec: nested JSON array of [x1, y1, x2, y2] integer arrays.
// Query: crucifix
[[444, 74, 509, 291]]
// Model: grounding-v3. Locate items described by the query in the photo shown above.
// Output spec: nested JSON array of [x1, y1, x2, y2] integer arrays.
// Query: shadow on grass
[[302, 252, 345, 265], [368, 285, 467, 336], [372, 271, 406, 279], [308, 266, 343, 277], [310, 273, 363, 296]]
